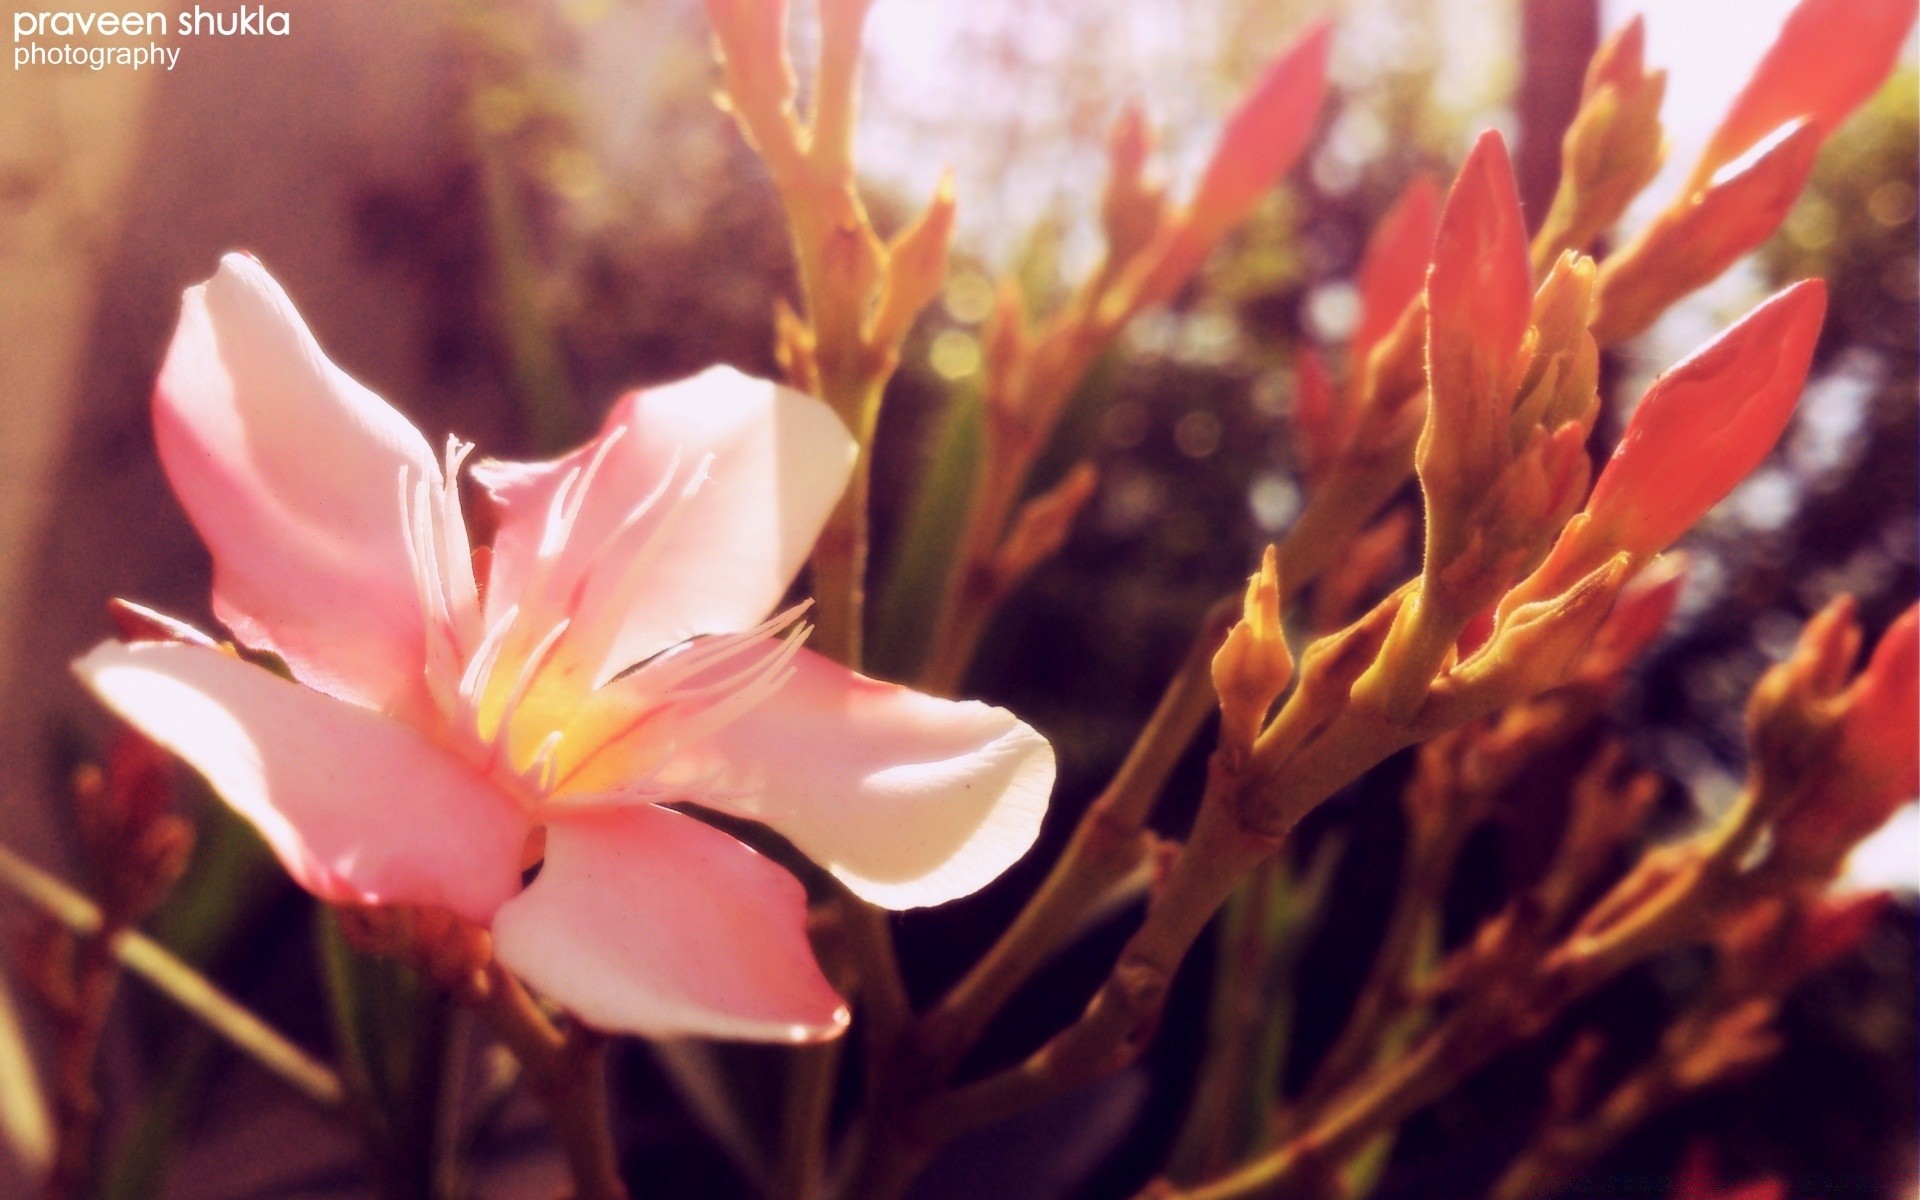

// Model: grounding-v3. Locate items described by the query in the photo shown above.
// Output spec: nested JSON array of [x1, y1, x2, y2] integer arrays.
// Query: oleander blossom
[[74, 254, 1055, 1042]]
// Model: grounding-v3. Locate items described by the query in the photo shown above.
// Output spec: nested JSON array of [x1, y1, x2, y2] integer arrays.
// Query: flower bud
[[1511, 252, 1600, 441], [335, 904, 494, 999], [1186, 20, 1332, 243], [1454, 553, 1633, 705], [1534, 16, 1667, 268], [1673, 1144, 1788, 1200], [73, 734, 194, 925], [993, 463, 1099, 588], [1503, 282, 1825, 618], [1834, 603, 1919, 800], [1290, 347, 1344, 478], [1110, 21, 1331, 320], [1689, 0, 1918, 194], [1100, 105, 1168, 269], [1575, 553, 1686, 682], [1767, 604, 1920, 879], [868, 172, 957, 352], [1420, 131, 1533, 564], [1350, 173, 1440, 387], [1592, 121, 1820, 345], [1213, 546, 1293, 765], [982, 281, 1030, 417], [1717, 890, 1887, 997]]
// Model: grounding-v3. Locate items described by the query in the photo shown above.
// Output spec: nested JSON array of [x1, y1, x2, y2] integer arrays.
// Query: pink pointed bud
[[1836, 604, 1920, 801], [1350, 174, 1440, 386], [1594, 122, 1821, 344], [1534, 16, 1667, 270], [1586, 280, 1825, 558], [1186, 20, 1332, 242], [1291, 346, 1345, 476], [1722, 890, 1888, 986], [1421, 131, 1534, 558], [993, 463, 1099, 587], [1505, 284, 1823, 621], [1673, 1145, 1787, 1200], [1585, 14, 1649, 99], [1691, 0, 1918, 194], [1108, 22, 1331, 320], [1760, 602, 1917, 881], [1101, 104, 1167, 266]]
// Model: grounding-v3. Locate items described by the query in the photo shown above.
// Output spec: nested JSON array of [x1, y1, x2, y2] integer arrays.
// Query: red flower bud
[[1691, 0, 1919, 193], [1836, 604, 1920, 803], [1421, 131, 1533, 552], [1350, 173, 1440, 386], [1584, 280, 1826, 559], [1186, 20, 1332, 241]]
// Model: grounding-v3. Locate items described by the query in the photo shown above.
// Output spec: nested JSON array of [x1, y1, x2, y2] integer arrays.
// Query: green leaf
[[0, 957, 52, 1181], [868, 388, 985, 681], [317, 910, 454, 1200]]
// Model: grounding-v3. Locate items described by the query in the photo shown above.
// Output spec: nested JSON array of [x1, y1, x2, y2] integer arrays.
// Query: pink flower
[[75, 255, 1054, 1041]]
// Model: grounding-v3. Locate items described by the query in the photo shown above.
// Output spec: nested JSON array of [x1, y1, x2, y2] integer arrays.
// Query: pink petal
[[675, 648, 1054, 910], [73, 638, 527, 923], [491, 806, 848, 1042], [156, 254, 445, 716], [473, 367, 855, 692]]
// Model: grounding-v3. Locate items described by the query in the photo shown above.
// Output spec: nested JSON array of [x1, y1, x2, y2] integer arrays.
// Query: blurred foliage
[[18, 1, 1912, 1197]]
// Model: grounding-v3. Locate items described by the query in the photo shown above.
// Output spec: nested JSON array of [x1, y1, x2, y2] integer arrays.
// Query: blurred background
[[0, 1, 1913, 1197]]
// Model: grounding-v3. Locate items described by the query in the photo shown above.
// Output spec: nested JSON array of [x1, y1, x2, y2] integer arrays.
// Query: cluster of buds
[[11, 732, 194, 1200], [707, 0, 954, 412], [1280, 0, 1914, 599], [1531, 17, 1666, 274], [69, 734, 193, 930], [1507, 872, 1879, 1200], [1468, 280, 1828, 700], [1352, 132, 1601, 721], [332, 903, 496, 1003], [1747, 599, 1919, 884], [1590, 0, 1916, 341], [921, 22, 1333, 689]]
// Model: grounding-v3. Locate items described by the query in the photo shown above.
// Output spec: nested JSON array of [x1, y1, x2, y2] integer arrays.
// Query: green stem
[[0, 844, 343, 1112], [474, 965, 628, 1200]]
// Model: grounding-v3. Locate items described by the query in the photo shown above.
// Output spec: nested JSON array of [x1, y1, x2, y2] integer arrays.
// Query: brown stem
[[925, 762, 1281, 1137], [775, 1041, 839, 1200], [474, 965, 628, 1200], [810, 445, 873, 669], [1147, 820, 1762, 1200], [1290, 804, 1469, 1121], [1165, 859, 1284, 1182], [1488, 1057, 1673, 1200], [43, 932, 119, 1200], [917, 595, 1236, 1072]]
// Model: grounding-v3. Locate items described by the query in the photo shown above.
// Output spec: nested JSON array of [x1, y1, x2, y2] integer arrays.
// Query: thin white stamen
[[456, 604, 520, 710]]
